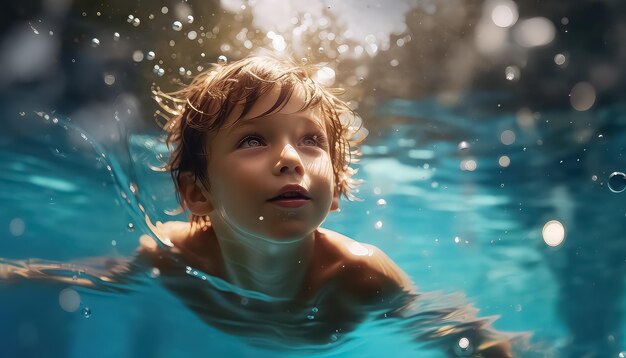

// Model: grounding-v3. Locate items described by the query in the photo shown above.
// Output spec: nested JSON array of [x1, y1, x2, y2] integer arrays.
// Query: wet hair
[[153, 55, 368, 221]]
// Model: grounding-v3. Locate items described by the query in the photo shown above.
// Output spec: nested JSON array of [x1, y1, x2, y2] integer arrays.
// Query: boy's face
[[201, 85, 338, 241]]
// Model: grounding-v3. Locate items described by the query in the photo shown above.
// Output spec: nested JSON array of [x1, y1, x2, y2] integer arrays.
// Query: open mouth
[[268, 191, 311, 201]]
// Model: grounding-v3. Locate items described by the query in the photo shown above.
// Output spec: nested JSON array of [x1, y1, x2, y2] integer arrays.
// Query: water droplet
[[306, 314, 315, 320], [187, 15, 194, 24], [82, 307, 92, 318], [330, 334, 338, 341], [301, 57, 308, 64], [132, 18, 140, 27], [259, 216, 264, 221], [543, 220, 565, 247], [172, 21, 182, 31], [149, 267, 161, 278], [146, 51, 155, 60], [592, 175, 598, 181], [179, 67, 186, 75], [376, 198, 387, 206], [459, 337, 470, 349], [454, 236, 461, 244], [374, 221, 383, 229], [217, 55, 228, 64], [127, 223, 134, 232], [103, 73, 115, 85], [91, 38, 100, 47], [312, 307, 319, 313], [185, 266, 192, 273], [113, 32, 120, 41], [505, 66, 520, 81], [19, 111, 26, 116], [457, 141, 470, 150], [608, 172, 626, 193], [187, 31, 197, 40], [127, 15, 135, 23], [161, 6, 169, 14], [554, 53, 566, 66], [111, 240, 117, 246], [157, 68, 165, 77]]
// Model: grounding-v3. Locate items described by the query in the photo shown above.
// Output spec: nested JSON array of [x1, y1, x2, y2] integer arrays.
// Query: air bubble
[[113, 32, 120, 41], [132, 18, 140, 27], [91, 38, 100, 47], [608, 172, 626, 193], [127, 15, 135, 23], [82, 307, 92, 318], [376, 198, 387, 206], [127, 223, 134, 232], [157, 68, 165, 77], [146, 51, 155, 60], [172, 21, 182, 31], [187, 15, 194, 24], [217, 55, 228, 64], [179, 67, 186, 75]]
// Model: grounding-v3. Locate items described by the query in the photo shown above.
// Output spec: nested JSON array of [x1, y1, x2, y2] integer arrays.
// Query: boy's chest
[[157, 271, 369, 345]]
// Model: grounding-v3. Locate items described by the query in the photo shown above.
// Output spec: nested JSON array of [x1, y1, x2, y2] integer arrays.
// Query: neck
[[207, 209, 315, 300]]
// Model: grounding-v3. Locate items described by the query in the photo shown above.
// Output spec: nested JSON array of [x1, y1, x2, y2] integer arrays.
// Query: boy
[[1, 55, 516, 356]]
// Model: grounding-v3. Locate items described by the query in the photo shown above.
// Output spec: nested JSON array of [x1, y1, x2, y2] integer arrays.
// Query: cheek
[[209, 158, 263, 199]]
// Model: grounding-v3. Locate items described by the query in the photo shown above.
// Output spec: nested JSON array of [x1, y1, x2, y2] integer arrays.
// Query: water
[[2, 96, 625, 357]]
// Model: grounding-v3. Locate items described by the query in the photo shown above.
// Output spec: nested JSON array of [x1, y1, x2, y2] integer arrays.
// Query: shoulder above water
[[315, 227, 417, 300]]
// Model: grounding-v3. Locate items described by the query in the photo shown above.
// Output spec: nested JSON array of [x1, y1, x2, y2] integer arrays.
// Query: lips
[[268, 184, 311, 201]]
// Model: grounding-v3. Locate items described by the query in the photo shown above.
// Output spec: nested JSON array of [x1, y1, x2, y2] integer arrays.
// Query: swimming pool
[[2, 94, 625, 357]]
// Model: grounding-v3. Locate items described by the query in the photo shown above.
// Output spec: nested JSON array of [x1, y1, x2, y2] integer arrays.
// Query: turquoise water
[[1, 97, 626, 357]]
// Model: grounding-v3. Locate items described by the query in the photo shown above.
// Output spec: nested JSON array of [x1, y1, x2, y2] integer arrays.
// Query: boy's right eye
[[237, 134, 265, 148]]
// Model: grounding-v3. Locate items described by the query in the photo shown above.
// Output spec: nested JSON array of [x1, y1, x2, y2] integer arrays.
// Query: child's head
[[154, 55, 367, 227]]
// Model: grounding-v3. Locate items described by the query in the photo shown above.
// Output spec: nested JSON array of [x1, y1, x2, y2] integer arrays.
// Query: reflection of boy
[[1, 56, 516, 356]]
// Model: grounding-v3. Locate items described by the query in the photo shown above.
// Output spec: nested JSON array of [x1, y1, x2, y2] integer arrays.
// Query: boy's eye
[[238, 134, 264, 148], [303, 134, 329, 148]]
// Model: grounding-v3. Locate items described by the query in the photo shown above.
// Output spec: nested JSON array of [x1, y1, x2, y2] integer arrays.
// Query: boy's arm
[[0, 246, 152, 293], [363, 245, 518, 358]]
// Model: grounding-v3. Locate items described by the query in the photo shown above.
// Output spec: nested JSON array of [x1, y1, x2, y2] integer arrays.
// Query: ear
[[179, 172, 214, 215], [330, 187, 340, 212]]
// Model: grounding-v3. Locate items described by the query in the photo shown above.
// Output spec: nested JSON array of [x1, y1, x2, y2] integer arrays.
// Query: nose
[[272, 143, 305, 176]]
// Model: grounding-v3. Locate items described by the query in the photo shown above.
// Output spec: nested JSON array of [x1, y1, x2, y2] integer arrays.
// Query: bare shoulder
[[138, 221, 191, 253], [315, 228, 416, 298]]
